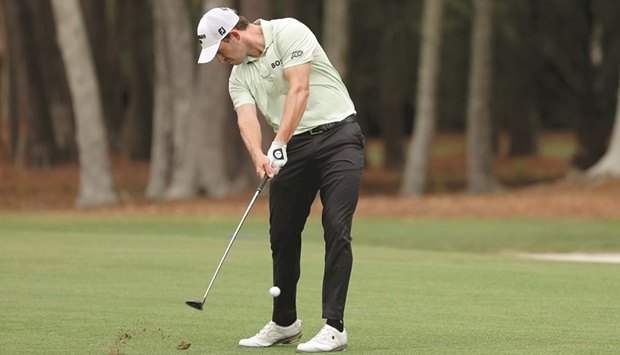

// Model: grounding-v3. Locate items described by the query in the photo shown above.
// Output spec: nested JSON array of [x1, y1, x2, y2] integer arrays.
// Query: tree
[[148, 0, 250, 200], [377, 1, 420, 171], [586, 66, 620, 178], [3, 0, 57, 167], [80, 0, 123, 152], [494, 0, 542, 157], [195, 0, 251, 197], [322, 0, 350, 83], [27, 0, 77, 163], [145, 0, 174, 199], [147, 0, 192, 199], [51, 0, 117, 207], [535, 0, 619, 170], [119, 0, 153, 161], [400, 0, 444, 196], [148, 0, 200, 199], [466, 0, 500, 193]]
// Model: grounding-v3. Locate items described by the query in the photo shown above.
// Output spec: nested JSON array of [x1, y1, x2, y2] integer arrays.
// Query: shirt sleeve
[[274, 19, 318, 69], [228, 71, 255, 110]]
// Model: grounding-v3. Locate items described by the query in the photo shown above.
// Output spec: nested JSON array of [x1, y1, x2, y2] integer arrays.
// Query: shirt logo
[[218, 26, 226, 36], [291, 50, 303, 59], [271, 60, 282, 69]]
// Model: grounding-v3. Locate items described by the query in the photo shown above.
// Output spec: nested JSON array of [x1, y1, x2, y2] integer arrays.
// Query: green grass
[[1, 214, 619, 354]]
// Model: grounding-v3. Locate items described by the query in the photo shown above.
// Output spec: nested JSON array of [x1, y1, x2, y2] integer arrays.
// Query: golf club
[[186, 175, 269, 311]]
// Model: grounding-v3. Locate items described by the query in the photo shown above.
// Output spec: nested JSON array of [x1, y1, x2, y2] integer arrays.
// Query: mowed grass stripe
[[0, 216, 619, 354]]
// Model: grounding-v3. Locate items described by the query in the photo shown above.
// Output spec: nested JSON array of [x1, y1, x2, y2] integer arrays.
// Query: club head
[[185, 300, 204, 311]]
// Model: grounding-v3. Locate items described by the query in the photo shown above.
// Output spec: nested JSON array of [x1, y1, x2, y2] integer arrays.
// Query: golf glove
[[268, 141, 288, 175]]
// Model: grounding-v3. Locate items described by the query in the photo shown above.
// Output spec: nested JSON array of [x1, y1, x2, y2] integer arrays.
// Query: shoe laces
[[312, 326, 333, 342], [257, 322, 276, 336]]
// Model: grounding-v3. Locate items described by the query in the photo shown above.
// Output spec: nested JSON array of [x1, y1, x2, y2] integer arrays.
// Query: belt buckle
[[310, 127, 324, 135]]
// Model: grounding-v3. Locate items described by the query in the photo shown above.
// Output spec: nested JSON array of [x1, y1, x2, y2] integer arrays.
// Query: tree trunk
[[239, 0, 272, 20], [586, 66, 620, 178], [146, 0, 174, 199], [400, 0, 443, 196], [466, 0, 500, 194], [162, 0, 199, 200], [194, 0, 235, 196], [0, 4, 5, 156], [322, 0, 350, 83], [378, 2, 417, 172], [572, 92, 610, 170], [80, 0, 124, 152], [51, 0, 117, 207], [496, 0, 541, 158], [120, 0, 153, 161], [201, 0, 272, 193], [3, 0, 56, 168], [147, 0, 199, 200], [508, 107, 539, 157], [282, 0, 301, 18], [27, 0, 76, 163]]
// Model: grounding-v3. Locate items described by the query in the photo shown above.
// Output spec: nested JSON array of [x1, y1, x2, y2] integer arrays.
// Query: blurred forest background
[[1, 0, 620, 208]]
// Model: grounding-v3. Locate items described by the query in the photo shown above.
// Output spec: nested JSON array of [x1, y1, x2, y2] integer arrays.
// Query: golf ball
[[269, 286, 281, 297]]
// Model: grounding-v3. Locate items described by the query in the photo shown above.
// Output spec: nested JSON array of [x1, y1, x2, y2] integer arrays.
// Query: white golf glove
[[267, 141, 288, 175]]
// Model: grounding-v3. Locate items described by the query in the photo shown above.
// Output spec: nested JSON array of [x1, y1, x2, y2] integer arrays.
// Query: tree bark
[[51, 0, 117, 207], [322, 0, 350, 83], [190, 0, 266, 194], [146, 0, 173, 199], [27, 0, 76, 163], [80, 0, 124, 152], [586, 66, 620, 178], [466, 0, 500, 193], [400, 0, 443, 196], [146, 0, 200, 200], [3, 0, 57, 168], [378, 2, 417, 171], [120, 0, 153, 161], [159, 0, 199, 200], [496, 0, 541, 158]]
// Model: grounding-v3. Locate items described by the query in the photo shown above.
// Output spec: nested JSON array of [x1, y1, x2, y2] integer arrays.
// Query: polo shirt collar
[[245, 19, 273, 64]]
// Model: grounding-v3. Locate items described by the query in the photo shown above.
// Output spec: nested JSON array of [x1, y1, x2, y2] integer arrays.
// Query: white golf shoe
[[296, 324, 348, 353], [238, 319, 303, 348]]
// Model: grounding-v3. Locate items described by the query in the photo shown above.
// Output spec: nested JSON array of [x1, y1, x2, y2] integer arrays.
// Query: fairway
[[1, 214, 619, 354]]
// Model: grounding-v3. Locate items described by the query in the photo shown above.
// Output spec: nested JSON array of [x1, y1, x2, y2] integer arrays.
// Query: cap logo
[[218, 27, 226, 36]]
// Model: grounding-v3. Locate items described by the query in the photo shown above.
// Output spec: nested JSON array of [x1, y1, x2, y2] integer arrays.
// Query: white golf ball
[[269, 286, 281, 297]]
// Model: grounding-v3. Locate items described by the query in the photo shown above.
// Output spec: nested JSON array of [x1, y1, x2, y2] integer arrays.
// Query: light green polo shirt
[[228, 18, 356, 135]]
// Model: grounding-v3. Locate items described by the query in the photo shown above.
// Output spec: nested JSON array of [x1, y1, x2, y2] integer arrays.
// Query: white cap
[[197, 7, 240, 63]]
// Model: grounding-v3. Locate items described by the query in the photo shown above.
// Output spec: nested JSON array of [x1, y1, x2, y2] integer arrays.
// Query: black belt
[[302, 115, 356, 136]]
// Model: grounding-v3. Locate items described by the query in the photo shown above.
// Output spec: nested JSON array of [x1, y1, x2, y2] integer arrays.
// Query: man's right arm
[[236, 104, 275, 179]]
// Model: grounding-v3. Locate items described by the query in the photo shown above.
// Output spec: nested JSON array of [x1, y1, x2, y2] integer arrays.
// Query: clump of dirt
[[177, 340, 192, 350], [115, 332, 133, 344], [108, 325, 173, 355]]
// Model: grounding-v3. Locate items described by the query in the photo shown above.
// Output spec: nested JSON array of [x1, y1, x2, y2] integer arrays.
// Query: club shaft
[[200, 175, 268, 304]]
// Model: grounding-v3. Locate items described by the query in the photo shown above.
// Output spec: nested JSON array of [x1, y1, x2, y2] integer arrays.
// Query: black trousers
[[270, 118, 365, 326]]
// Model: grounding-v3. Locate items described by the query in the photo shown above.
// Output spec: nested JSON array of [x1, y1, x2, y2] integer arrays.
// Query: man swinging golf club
[[197, 7, 364, 353]]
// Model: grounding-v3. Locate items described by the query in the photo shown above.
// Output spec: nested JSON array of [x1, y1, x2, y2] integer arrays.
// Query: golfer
[[197, 7, 364, 353]]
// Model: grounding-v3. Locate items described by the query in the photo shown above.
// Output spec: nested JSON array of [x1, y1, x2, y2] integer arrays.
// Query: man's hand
[[267, 141, 288, 175]]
